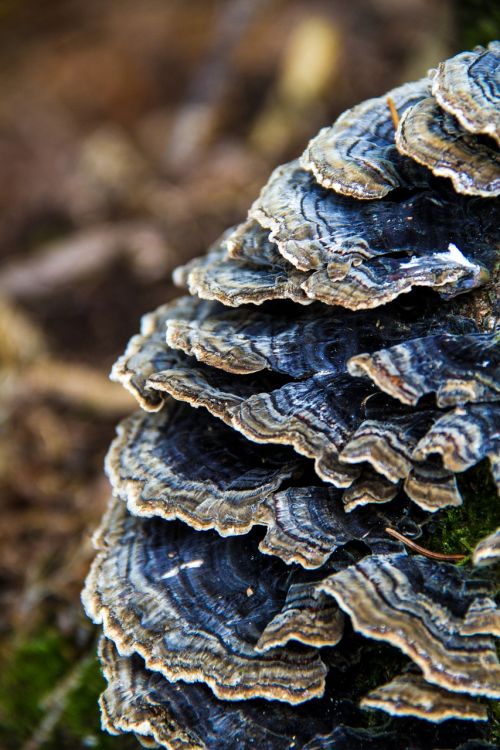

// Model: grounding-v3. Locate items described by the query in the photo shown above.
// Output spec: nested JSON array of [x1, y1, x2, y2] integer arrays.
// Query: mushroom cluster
[[83, 44, 500, 749]]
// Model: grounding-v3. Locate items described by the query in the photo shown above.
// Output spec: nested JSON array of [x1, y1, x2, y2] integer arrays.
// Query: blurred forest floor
[[0, 1, 497, 747]]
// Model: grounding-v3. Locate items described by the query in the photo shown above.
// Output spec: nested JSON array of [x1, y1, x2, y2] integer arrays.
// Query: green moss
[[0, 628, 136, 749], [58, 654, 106, 736], [421, 461, 499, 563], [0, 628, 70, 746], [329, 638, 408, 730], [352, 642, 407, 702], [53, 654, 137, 750], [489, 700, 500, 744]]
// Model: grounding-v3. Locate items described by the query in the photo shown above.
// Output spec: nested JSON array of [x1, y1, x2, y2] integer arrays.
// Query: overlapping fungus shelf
[[83, 43, 500, 750]]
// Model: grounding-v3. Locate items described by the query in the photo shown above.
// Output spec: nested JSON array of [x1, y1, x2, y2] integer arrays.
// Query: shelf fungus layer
[[256, 486, 415, 568], [164, 293, 478, 379], [348, 332, 500, 407], [84, 44, 500, 749], [473, 528, 500, 567], [99, 640, 340, 750], [102, 638, 452, 750], [412, 404, 500, 477], [147, 365, 369, 486], [99, 640, 491, 750], [106, 401, 304, 535], [317, 554, 500, 698], [361, 673, 488, 723], [255, 583, 344, 651], [340, 412, 440, 482], [430, 43, 500, 145], [108, 399, 412, 566], [299, 79, 431, 199], [248, 161, 497, 278], [175, 243, 310, 307], [300, 253, 489, 310], [146, 362, 470, 510], [99, 638, 334, 750], [176, 230, 495, 313], [110, 296, 202, 412], [395, 97, 500, 197], [339, 413, 464, 512], [166, 299, 392, 377], [83, 497, 329, 704]]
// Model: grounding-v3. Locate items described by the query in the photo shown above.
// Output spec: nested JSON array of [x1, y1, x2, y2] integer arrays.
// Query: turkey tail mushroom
[[83, 44, 500, 748]]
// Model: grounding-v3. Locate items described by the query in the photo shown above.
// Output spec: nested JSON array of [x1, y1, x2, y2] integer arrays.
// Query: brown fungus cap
[[360, 672, 488, 723], [395, 97, 500, 197], [255, 583, 344, 651], [248, 162, 496, 278], [412, 403, 499, 479], [339, 414, 464, 512], [174, 243, 310, 307], [317, 553, 500, 698], [105, 402, 302, 536], [300, 79, 430, 199], [164, 293, 479, 380], [348, 332, 500, 407], [473, 528, 500, 567], [83, 498, 328, 704], [97, 638, 338, 750], [110, 296, 203, 412], [430, 43, 500, 146], [256, 486, 411, 568]]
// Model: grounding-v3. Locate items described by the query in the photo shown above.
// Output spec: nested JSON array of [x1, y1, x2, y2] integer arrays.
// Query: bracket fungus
[[300, 79, 431, 199], [430, 43, 500, 145], [84, 45, 500, 748], [473, 528, 500, 567], [360, 672, 488, 723], [396, 97, 500, 197]]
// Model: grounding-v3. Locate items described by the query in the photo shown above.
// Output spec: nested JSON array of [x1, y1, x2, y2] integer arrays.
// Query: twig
[[386, 96, 400, 129], [0, 221, 168, 300], [22, 359, 135, 415], [385, 527, 465, 562]]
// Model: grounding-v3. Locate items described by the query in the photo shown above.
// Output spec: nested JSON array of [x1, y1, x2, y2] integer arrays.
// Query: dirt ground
[[0, 1, 496, 747]]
